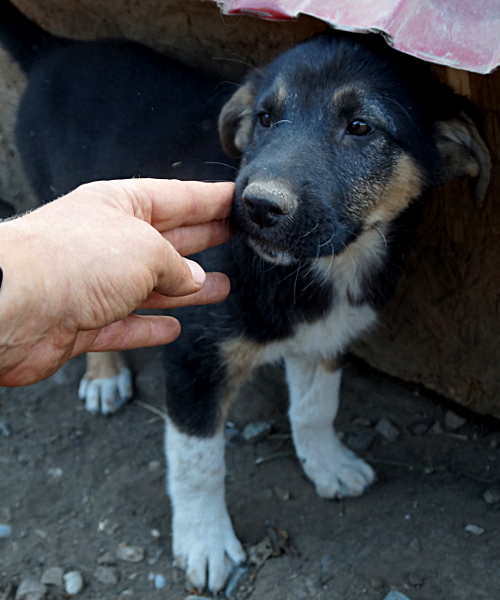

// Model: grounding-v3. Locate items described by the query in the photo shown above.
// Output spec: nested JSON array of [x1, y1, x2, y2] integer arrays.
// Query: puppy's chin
[[247, 237, 297, 266]]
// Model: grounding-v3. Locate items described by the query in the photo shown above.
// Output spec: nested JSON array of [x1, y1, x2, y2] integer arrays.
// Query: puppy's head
[[219, 33, 490, 265]]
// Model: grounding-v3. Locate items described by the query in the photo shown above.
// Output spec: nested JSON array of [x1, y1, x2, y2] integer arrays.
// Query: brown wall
[[2, 0, 499, 417]]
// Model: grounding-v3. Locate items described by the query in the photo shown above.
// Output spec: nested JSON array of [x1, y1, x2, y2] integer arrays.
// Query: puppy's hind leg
[[78, 351, 132, 415], [286, 355, 376, 499]]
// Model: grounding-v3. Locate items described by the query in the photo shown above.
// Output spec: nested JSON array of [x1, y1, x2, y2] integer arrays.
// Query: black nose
[[242, 180, 297, 228]]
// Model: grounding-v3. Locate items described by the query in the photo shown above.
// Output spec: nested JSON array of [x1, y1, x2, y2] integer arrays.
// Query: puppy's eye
[[259, 113, 271, 128], [346, 120, 372, 136]]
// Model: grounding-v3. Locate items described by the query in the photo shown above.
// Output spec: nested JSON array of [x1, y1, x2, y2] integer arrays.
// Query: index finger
[[125, 179, 234, 231]]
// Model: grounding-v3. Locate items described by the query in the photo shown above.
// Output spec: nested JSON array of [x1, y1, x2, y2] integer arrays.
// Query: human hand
[[0, 178, 234, 386]]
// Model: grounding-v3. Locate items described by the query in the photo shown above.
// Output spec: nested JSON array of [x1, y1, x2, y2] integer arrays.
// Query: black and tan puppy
[[1, 3, 490, 593], [162, 33, 490, 591]]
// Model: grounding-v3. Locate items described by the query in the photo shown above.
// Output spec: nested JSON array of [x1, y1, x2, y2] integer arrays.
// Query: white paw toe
[[314, 449, 376, 499], [173, 517, 245, 592], [79, 367, 133, 415]]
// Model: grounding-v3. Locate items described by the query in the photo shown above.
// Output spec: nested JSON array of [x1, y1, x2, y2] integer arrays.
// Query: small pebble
[[154, 574, 166, 589], [242, 422, 272, 444], [184, 596, 206, 600], [97, 551, 117, 565], [383, 592, 412, 600], [116, 545, 145, 563], [369, 577, 385, 591], [148, 460, 161, 472], [0, 524, 12, 538], [273, 486, 290, 500], [225, 566, 247, 598], [0, 419, 11, 437], [352, 417, 372, 427], [47, 468, 63, 479], [15, 579, 47, 600], [465, 524, 485, 536], [248, 538, 273, 566], [147, 549, 163, 566], [409, 538, 421, 553], [408, 421, 430, 436], [94, 566, 119, 585], [63, 571, 83, 595], [347, 430, 375, 451], [445, 411, 466, 430], [429, 421, 443, 434], [376, 418, 401, 442], [483, 488, 500, 504], [40, 567, 64, 587]]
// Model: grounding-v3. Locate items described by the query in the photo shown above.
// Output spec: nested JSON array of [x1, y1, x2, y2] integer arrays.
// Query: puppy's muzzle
[[242, 179, 298, 228]]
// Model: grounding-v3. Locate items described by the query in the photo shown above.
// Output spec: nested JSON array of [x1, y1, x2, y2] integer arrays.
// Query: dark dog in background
[[0, 0, 236, 414], [0, 1, 491, 593]]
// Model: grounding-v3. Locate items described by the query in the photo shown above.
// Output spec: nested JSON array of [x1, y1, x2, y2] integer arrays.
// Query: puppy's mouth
[[246, 236, 297, 265]]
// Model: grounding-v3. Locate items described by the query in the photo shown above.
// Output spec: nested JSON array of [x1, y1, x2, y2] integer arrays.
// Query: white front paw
[[78, 366, 133, 415], [302, 442, 376, 499], [173, 509, 245, 592]]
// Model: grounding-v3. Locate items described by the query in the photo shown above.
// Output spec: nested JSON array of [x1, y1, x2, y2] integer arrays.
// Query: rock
[[352, 416, 372, 427], [96, 551, 117, 565], [445, 411, 466, 430], [248, 537, 274, 566], [147, 460, 161, 472], [63, 571, 83, 595], [483, 488, 500, 504], [225, 566, 247, 597], [465, 524, 485, 535], [153, 574, 165, 589], [0, 419, 11, 437], [184, 596, 206, 600], [273, 486, 290, 500], [116, 545, 145, 563], [369, 578, 385, 591], [242, 422, 272, 444], [429, 421, 443, 434], [94, 566, 119, 585], [408, 421, 430, 436], [15, 580, 47, 600], [347, 430, 375, 451], [376, 418, 401, 442], [383, 592, 412, 600], [0, 524, 11, 538], [40, 567, 64, 587]]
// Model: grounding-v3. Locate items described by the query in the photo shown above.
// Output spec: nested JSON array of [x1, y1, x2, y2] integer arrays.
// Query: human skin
[[0, 178, 234, 386]]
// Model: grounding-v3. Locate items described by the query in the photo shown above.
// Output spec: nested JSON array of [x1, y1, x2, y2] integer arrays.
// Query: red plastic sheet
[[216, 0, 500, 74]]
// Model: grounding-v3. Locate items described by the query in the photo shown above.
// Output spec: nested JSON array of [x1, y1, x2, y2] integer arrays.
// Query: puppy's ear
[[434, 111, 491, 206], [219, 80, 256, 159]]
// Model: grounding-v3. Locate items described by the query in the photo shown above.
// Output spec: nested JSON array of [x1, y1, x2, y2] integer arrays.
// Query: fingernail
[[185, 258, 206, 286]]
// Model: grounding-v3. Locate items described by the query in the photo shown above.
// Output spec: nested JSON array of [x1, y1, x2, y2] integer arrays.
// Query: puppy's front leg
[[165, 418, 245, 593], [286, 355, 375, 498]]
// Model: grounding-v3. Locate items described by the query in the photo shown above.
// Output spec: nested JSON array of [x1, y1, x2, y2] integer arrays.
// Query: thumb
[[153, 241, 207, 297]]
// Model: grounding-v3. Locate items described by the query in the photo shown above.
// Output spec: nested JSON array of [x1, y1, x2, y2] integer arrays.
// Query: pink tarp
[[215, 0, 500, 74]]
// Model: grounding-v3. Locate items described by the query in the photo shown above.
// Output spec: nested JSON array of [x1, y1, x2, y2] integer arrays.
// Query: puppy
[[0, 0, 235, 414], [162, 33, 490, 591], [1, 3, 490, 593]]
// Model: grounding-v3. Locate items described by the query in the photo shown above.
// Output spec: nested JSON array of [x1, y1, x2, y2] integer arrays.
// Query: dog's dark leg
[[286, 355, 376, 498]]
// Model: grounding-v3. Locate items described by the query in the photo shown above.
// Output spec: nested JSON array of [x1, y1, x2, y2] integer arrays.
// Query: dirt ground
[[1, 348, 499, 600]]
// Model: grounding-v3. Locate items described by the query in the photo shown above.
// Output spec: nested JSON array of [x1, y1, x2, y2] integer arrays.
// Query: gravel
[[376, 418, 401, 442], [40, 567, 64, 587], [14, 580, 47, 600], [94, 566, 119, 585], [63, 571, 83, 595], [445, 411, 467, 430], [116, 545, 145, 563]]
